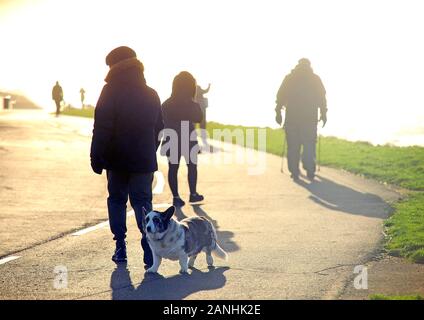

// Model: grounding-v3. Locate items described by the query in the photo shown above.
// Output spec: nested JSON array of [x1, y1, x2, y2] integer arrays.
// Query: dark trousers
[[168, 147, 199, 197], [168, 161, 198, 197], [200, 108, 207, 129], [54, 100, 61, 116], [107, 170, 153, 266], [285, 124, 317, 176]]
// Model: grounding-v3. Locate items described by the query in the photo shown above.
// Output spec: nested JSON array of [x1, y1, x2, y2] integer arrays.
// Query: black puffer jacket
[[161, 96, 203, 156], [276, 65, 327, 127], [90, 64, 163, 174]]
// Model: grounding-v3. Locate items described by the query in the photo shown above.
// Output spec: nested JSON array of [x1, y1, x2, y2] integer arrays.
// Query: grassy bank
[[58, 109, 424, 263], [384, 193, 424, 263], [62, 106, 95, 118], [206, 122, 424, 263], [206, 122, 424, 191]]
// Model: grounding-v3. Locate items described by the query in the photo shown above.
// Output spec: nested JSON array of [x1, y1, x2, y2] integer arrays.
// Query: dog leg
[[206, 250, 214, 267], [188, 255, 197, 268], [146, 253, 162, 274], [179, 254, 189, 274]]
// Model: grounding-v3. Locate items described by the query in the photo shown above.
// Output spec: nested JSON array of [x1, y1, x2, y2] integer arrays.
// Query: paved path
[[0, 110, 400, 299]]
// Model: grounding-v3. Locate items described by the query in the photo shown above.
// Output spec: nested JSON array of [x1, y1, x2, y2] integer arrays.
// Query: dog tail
[[208, 221, 228, 261], [212, 243, 228, 261], [203, 217, 228, 261]]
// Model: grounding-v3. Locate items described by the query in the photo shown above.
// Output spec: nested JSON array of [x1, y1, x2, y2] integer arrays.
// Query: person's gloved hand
[[275, 111, 282, 126], [91, 158, 104, 175], [320, 111, 327, 128]]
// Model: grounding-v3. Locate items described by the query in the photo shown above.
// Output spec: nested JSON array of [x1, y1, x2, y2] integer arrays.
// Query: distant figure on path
[[80, 88, 86, 108], [52, 81, 63, 116], [90, 46, 163, 267], [162, 71, 204, 207], [275, 58, 327, 181], [194, 83, 211, 147]]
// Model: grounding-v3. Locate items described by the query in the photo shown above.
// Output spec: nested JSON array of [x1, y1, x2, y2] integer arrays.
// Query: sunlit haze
[[1, 0, 423, 146]]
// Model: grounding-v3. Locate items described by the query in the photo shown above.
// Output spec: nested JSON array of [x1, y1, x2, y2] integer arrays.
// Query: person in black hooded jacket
[[90, 46, 163, 267]]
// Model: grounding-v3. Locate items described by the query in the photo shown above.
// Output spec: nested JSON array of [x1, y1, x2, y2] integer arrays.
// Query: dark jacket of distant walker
[[52, 84, 63, 102], [90, 59, 163, 173], [161, 96, 203, 154], [276, 64, 327, 130]]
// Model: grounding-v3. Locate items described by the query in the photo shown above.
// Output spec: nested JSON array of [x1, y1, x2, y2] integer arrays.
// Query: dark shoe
[[173, 196, 186, 207], [189, 193, 204, 203], [112, 241, 127, 263], [290, 173, 300, 182], [307, 172, 315, 181]]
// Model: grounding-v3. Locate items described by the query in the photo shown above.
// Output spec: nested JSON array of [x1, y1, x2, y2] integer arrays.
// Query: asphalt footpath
[[0, 110, 400, 299]]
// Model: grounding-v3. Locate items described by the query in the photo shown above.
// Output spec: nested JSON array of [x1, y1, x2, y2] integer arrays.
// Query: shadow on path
[[111, 263, 229, 300], [295, 175, 392, 218], [174, 206, 188, 221]]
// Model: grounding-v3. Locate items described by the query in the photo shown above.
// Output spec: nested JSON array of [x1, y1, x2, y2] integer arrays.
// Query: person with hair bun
[[161, 71, 204, 207]]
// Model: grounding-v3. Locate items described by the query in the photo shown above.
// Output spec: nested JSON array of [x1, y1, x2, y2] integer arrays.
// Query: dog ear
[[162, 206, 175, 221]]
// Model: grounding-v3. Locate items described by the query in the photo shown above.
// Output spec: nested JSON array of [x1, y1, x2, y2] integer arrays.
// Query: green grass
[[384, 193, 424, 263], [206, 122, 424, 191], [206, 122, 424, 263], [370, 294, 424, 300], [59, 111, 424, 263], [62, 106, 95, 118], [319, 138, 424, 191]]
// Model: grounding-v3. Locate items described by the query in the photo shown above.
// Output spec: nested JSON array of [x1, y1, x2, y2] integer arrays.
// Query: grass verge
[[62, 106, 95, 118], [384, 193, 424, 263], [206, 122, 424, 191]]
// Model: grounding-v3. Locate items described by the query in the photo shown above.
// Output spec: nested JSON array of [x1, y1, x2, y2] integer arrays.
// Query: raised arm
[[198, 83, 211, 95]]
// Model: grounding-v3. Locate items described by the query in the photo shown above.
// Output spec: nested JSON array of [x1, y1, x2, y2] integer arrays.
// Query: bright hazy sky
[[0, 0, 423, 145]]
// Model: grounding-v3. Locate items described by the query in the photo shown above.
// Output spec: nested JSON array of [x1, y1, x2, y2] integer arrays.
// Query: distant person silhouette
[[90, 46, 163, 268], [80, 88, 85, 108], [162, 71, 204, 207], [52, 81, 63, 116], [275, 58, 327, 181], [194, 83, 211, 147]]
